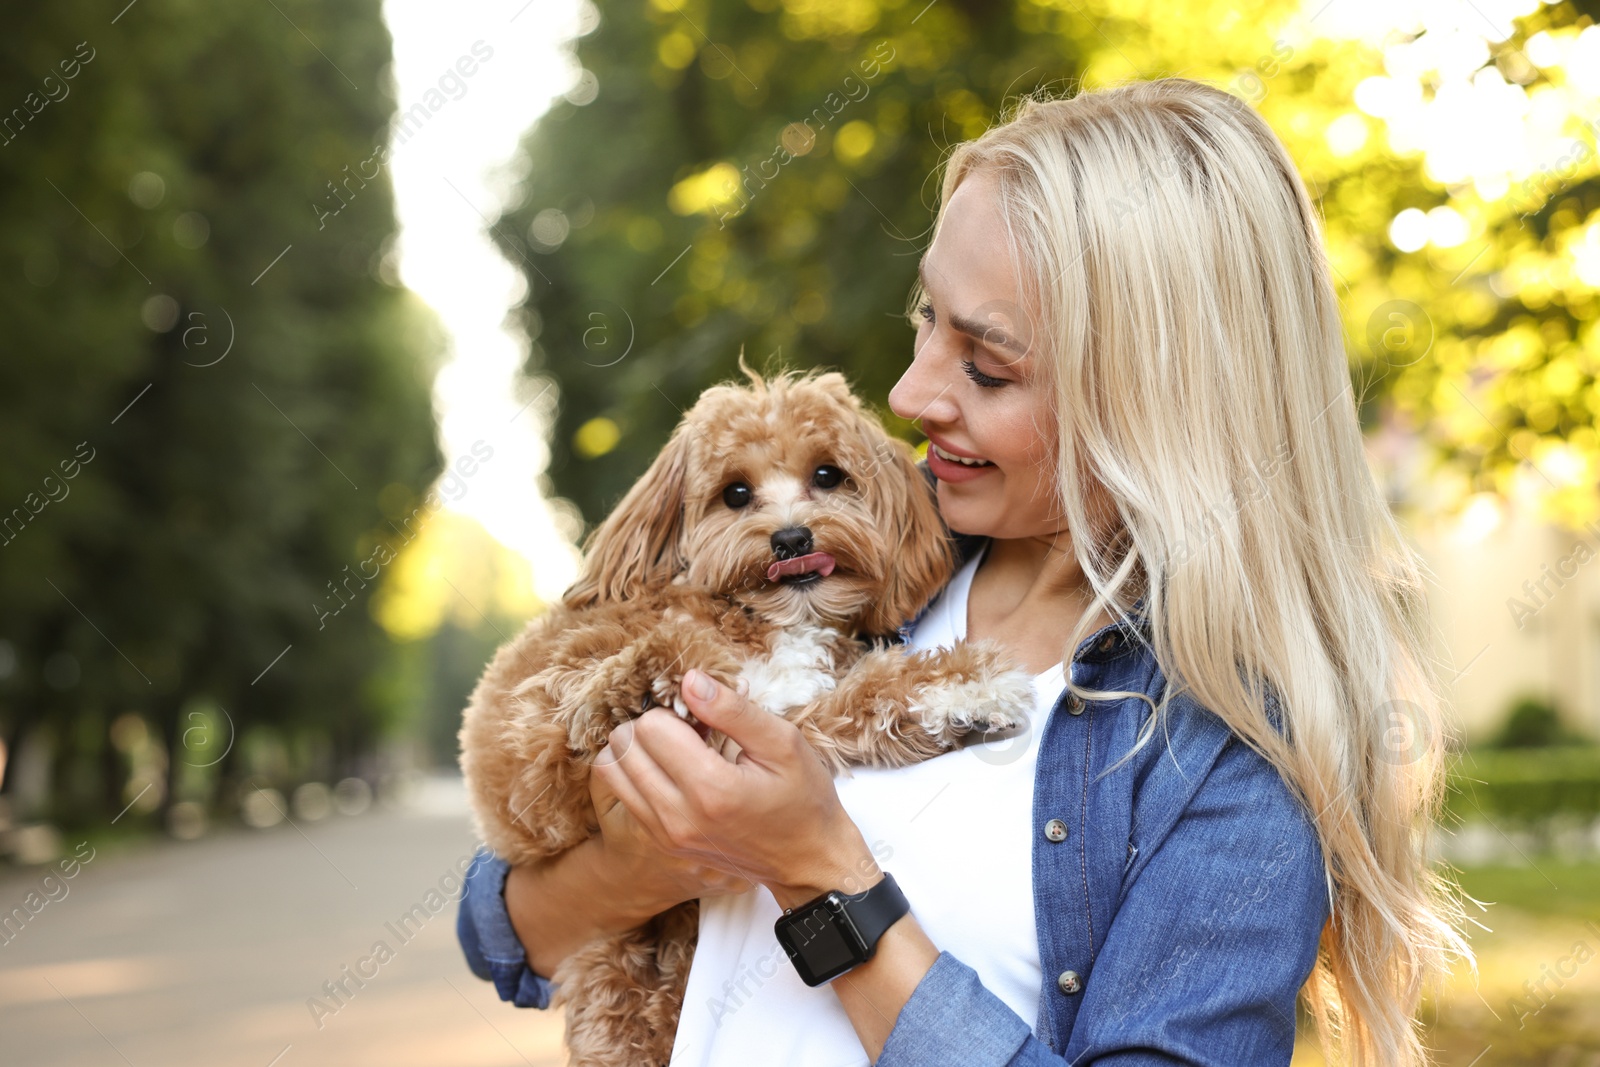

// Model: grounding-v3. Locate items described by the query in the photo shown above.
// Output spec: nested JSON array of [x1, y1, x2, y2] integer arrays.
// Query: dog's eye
[[812, 465, 844, 490], [722, 482, 753, 508]]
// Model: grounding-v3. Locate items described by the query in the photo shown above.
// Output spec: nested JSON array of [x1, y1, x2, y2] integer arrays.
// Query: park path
[[0, 775, 568, 1066]]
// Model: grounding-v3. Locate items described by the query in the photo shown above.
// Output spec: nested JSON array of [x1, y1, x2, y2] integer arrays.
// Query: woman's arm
[[508, 776, 753, 976], [789, 890, 943, 1060], [458, 849, 558, 1008], [503, 836, 671, 978], [457, 751, 750, 1007]]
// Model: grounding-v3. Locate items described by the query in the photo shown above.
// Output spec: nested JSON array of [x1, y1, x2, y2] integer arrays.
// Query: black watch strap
[[842, 871, 910, 955]]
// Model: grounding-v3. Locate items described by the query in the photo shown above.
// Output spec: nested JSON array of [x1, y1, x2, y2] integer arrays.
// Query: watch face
[[776, 897, 867, 986]]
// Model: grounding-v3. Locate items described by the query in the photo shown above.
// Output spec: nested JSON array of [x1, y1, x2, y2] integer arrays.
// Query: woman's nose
[[889, 342, 958, 425]]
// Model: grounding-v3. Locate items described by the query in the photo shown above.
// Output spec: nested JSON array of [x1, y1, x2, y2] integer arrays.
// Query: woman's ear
[[864, 433, 957, 636], [562, 423, 692, 608]]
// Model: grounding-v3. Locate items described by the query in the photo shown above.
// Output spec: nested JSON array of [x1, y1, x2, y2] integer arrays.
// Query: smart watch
[[773, 871, 910, 987]]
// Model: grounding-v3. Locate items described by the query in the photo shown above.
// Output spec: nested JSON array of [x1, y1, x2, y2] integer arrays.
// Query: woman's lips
[[766, 552, 837, 582], [926, 442, 997, 483], [927, 437, 990, 462]]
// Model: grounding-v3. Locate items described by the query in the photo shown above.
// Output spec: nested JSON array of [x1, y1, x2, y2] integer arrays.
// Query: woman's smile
[[925, 435, 996, 480]]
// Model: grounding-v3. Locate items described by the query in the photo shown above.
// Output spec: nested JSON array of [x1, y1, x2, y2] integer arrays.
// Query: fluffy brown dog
[[459, 365, 1034, 1067]]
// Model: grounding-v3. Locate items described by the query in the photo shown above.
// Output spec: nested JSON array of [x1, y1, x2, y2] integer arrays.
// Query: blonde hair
[[912, 78, 1472, 1066]]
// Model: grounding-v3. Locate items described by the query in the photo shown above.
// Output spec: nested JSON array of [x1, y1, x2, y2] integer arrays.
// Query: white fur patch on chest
[[739, 625, 839, 715]]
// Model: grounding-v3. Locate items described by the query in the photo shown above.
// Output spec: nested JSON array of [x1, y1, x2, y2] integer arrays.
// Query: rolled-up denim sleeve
[[457, 846, 557, 1009], [877, 736, 1328, 1066], [878, 951, 1036, 1063]]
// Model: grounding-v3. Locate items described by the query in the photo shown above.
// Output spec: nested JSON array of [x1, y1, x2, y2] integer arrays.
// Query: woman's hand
[[588, 753, 753, 911], [591, 668, 882, 910], [503, 749, 754, 981]]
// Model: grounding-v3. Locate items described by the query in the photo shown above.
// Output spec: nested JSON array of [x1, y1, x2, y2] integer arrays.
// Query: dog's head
[[563, 364, 956, 636]]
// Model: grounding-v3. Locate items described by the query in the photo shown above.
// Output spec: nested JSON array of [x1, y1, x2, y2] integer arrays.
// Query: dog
[[459, 364, 1035, 1067]]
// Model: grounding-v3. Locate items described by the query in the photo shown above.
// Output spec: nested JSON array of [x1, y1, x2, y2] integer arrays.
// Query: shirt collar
[[1073, 592, 1151, 663]]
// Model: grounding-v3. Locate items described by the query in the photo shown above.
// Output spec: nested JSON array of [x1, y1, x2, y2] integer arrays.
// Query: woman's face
[[889, 169, 1087, 542]]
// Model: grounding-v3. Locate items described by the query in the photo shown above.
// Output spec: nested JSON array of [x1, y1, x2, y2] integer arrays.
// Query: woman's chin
[[937, 484, 1064, 543], [936, 484, 1002, 537]]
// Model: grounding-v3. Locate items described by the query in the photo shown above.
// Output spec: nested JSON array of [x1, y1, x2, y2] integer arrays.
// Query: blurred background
[[1, 0, 1598, 1063]]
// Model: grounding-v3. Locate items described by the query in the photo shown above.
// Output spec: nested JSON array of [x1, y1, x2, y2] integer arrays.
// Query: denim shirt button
[[1043, 818, 1068, 843], [1067, 695, 1085, 716], [1056, 969, 1083, 995]]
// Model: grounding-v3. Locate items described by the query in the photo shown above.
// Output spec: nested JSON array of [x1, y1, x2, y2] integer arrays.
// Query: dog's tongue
[[766, 552, 836, 582]]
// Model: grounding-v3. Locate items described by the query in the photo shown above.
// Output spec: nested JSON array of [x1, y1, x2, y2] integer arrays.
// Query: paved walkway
[[0, 775, 567, 1066]]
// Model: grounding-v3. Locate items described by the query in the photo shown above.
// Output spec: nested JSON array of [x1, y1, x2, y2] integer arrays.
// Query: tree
[[495, 0, 1600, 545], [493, 0, 1126, 523], [0, 0, 442, 831], [1305, 1, 1600, 531]]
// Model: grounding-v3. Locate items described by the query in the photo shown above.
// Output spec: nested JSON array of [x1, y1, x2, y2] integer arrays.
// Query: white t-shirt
[[670, 544, 1069, 1067]]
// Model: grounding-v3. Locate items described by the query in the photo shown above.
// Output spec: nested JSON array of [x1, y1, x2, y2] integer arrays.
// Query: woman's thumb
[[681, 669, 761, 739]]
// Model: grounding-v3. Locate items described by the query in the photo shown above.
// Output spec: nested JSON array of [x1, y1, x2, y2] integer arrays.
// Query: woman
[[458, 78, 1470, 1066]]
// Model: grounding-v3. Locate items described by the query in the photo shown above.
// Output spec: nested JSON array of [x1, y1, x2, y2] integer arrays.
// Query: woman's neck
[[984, 532, 1092, 596], [965, 533, 1114, 674]]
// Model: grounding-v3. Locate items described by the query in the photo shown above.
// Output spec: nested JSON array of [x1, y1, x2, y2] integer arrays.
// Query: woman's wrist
[[769, 821, 881, 911], [586, 833, 704, 923], [505, 836, 676, 978]]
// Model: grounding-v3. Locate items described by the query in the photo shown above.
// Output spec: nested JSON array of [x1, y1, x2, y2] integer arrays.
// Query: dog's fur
[[459, 366, 1034, 1067]]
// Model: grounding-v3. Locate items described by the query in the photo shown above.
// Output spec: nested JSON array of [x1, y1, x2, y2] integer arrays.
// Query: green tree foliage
[[494, 0, 1382, 525], [495, 0, 1600, 543], [495, 0, 1135, 523], [1326, 1, 1600, 530], [0, 0, 441, 829]]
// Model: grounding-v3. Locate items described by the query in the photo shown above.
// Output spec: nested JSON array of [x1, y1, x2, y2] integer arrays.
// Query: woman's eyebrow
[[919, 261, 1031, 358]]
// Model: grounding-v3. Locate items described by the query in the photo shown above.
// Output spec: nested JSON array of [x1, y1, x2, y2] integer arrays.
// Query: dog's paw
[[649, 675, 691, 719], [912, 669, 1035, 739], [974, 668, 1037, 733]]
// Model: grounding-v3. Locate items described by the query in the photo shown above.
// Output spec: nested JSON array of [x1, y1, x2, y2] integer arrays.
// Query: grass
[[1294, 861, 1600, 1066], [1450, 861, 1600, 921]]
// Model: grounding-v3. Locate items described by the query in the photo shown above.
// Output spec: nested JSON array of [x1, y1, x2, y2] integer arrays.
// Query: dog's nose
[[770, 526, 814, 560]]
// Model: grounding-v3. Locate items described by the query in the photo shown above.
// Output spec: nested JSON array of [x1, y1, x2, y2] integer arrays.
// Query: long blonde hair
[[913, 78, 1472, 1066]]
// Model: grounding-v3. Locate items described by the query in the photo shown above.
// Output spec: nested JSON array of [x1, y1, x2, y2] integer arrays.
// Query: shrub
[[1488, 696, 1588, 749], [1445, 746, 1600, 826]]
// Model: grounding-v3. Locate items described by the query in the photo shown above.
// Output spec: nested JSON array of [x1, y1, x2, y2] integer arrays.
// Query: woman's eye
[[722, 482, 753, 508], [812, 465, 844, 490], [915, 301, 935, 324], [961, 359, 1008, 389]]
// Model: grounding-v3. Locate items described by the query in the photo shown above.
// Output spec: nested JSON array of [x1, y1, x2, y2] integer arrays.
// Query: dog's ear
[[862, 432, 957, 636], [562, 423, 692, 608]]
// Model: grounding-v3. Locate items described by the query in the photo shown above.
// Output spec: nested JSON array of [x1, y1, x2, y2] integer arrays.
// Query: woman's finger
[[597, 710, 714, 845], [587, 732, 636, 840], [591, 760, 656, 834], [587, 751, 624, 817], [676, 669, 798, 771], [592, 730, 669, 841], [618, 709, 720, 838]]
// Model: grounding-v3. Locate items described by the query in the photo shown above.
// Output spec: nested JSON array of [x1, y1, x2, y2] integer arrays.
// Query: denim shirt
[[456, 529, 1329, 1066]]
